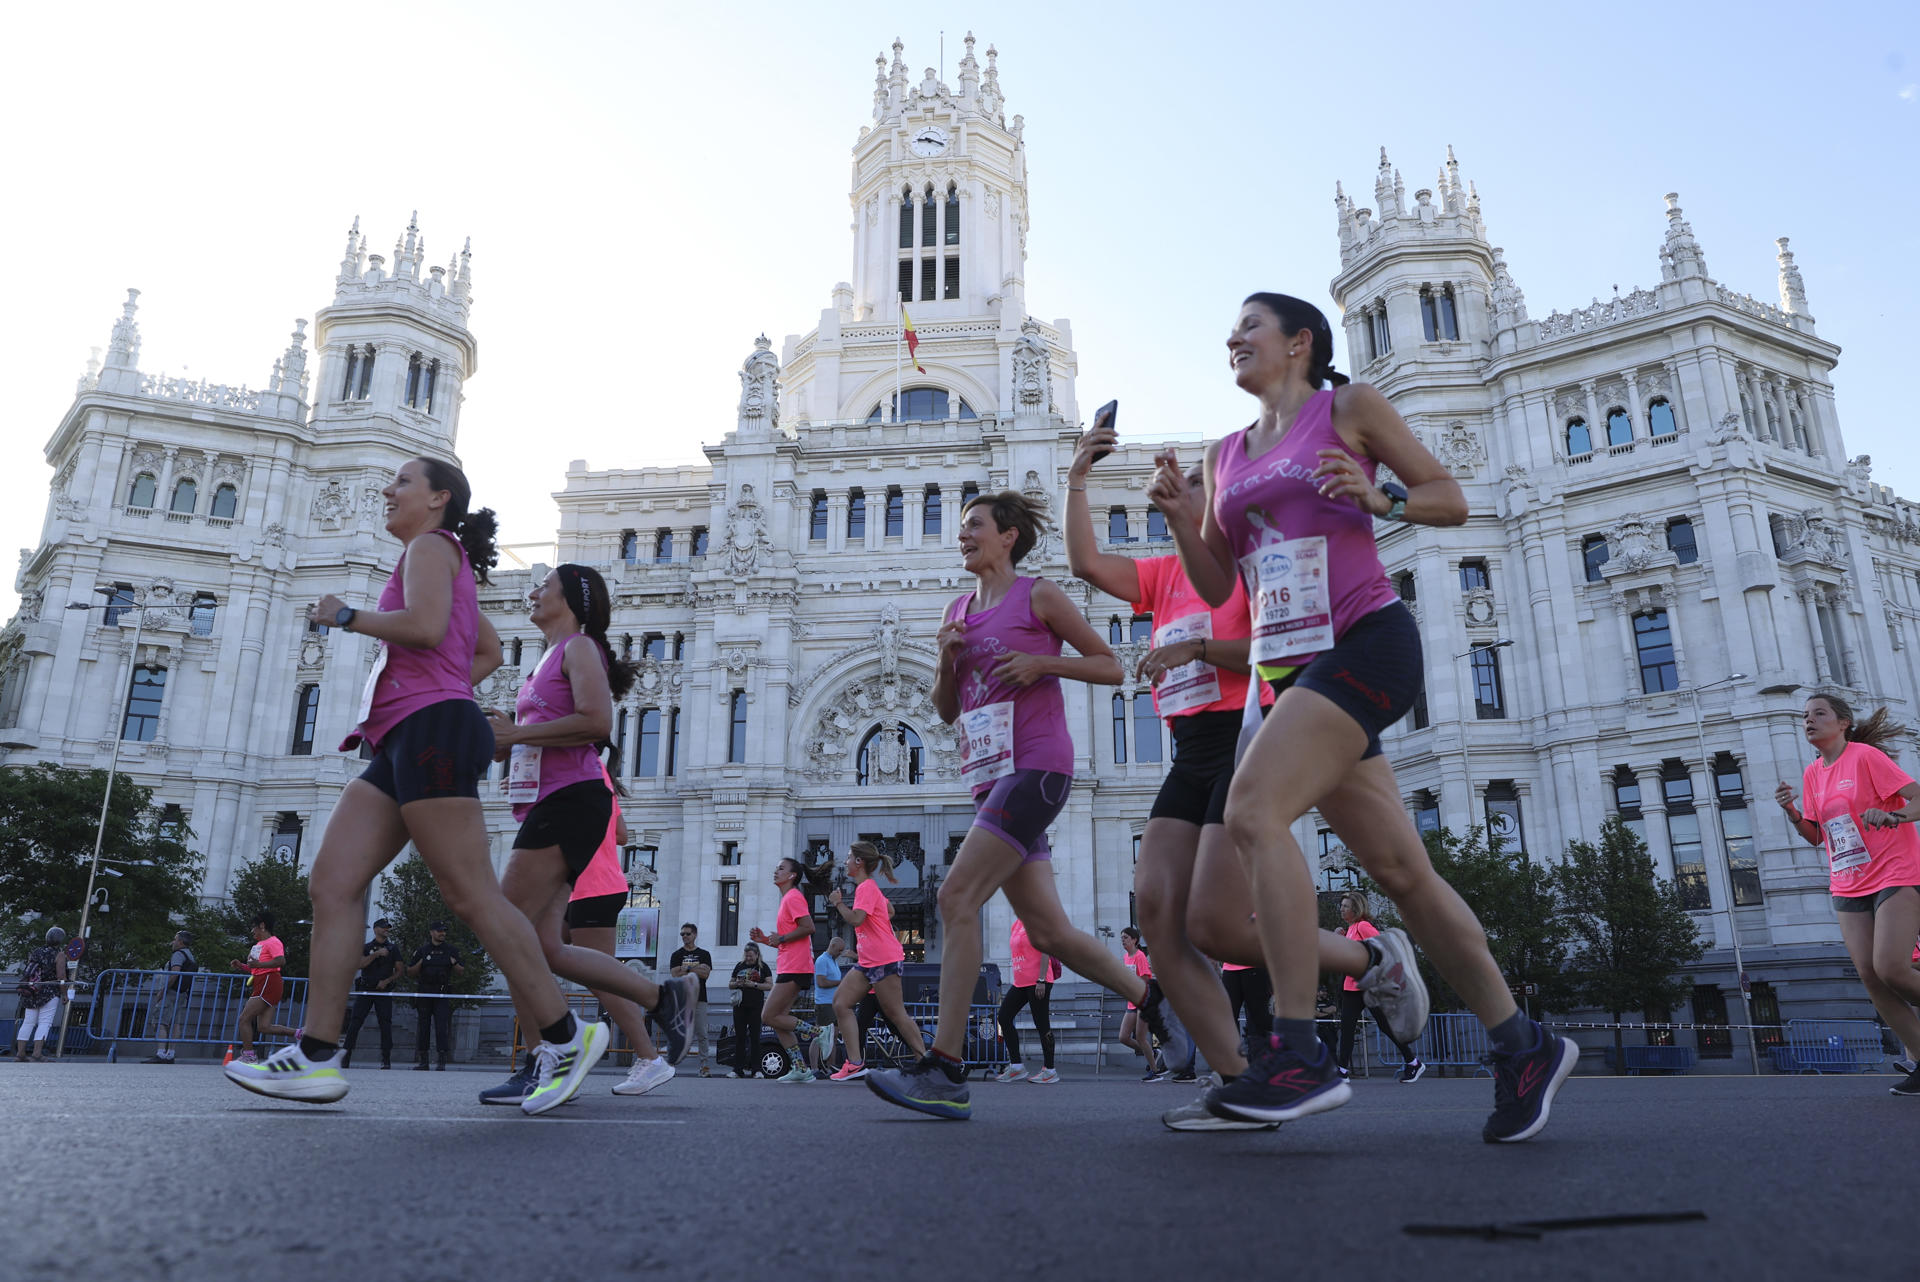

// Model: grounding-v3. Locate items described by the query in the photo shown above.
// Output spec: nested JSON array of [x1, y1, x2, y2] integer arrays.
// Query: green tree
[[213, 851, 312, 978], [374, 852, 497, 1001], [0, 763, 201, 973], [1556, 817, 1707, 1072]]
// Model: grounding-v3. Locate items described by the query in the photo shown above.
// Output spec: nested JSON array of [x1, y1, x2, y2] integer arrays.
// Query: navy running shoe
[[866, 1055, 970, 1120], [1205, 1035, 1350, 1124], [652, 974, 699, 1066], [1482, 1025, 1578, 1143]]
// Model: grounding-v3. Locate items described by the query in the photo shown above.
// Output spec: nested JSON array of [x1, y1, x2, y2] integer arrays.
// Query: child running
[[993, 917, 1059, 1084], [827, 842, 929, 1080], [226, 458, 606, 1114], [866, 490, 1180, 1120]]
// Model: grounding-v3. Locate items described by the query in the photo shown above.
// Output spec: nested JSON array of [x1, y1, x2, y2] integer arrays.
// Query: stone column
[[1799, 589, 1830, 682], [1581, 381, 1602, 449], [827, 491, 848, 553], [903, 489, 924, 550], [1622, 370, 1643, 441]]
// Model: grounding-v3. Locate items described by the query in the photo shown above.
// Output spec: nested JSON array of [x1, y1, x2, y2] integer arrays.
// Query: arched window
[[898, 184, 914, 249], [1439, 284, 1460, 340], [869, 388, 970, 422], [210, 484, 238, 520], [405, 353, 439, 411], [1368, 303, 1392, 361], [128, 473, 157, 509], [189, 593, 216, 637], [170, 478, 197, 514], [1566, 417, 1592, 457], [856, 722, 923, 785], [1666, 517, 1698, 565], [922, 182, 937, 248], [1606, 407, 1633, 449], [943, 182, 961, 300], [1582, 534, 1610, 582], [341, 343, 375, 400], [1647, 397, 1677, 439], [945, 182, 960, 246], [1107, 616, 1124, 646], [1420, 289, 1438, 342]]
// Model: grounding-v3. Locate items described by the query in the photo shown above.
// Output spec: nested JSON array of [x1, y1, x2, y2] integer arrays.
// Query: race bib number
[[355, 643, 389, 726], [958, 701, 1016, 789], [1151, 613, 1221, 717], [1824, 813, 1871, 875], [1242, 536, 1334, 667], [507, 744, 543, 806]]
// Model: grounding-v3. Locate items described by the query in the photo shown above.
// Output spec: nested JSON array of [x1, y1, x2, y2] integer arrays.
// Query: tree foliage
[[374, 852, 497, 1000], [207, 851, 313, 978], [0, 763, 201, 973]]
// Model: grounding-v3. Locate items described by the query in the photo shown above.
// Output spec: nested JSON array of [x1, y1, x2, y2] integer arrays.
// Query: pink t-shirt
[[1009, 919, 1051, 988], [570, 769, 629, 902], [1131, 555, 1274, 720], [1343, 920, 1379, 991], [775, 887, 814, 975], [1222, 962, 1254, 972], [1125, 947, 1152, 1009], [1800, 741, 1920, 897], [852, 878, 904, 969], [247, 935, 285, 977]]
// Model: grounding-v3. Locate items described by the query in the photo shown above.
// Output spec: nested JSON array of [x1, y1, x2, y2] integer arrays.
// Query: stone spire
[[980, 42, 1003, 121], [1374, 148, 1396, 219], [889, 37, 909, 105], [394, 211, 422, 282], [1335, 180, 1356, 256], [337, 216, 364, 285], [76, 346, 102, 394], [873, 53, 889, 119], [451, 237, 473, 305], [275, 320, 308, 395], [1489, 247, 1529, 326], [1659, 192, 1708, 280], [1444, 145, 1463, 214], [958, 31, 980, 100], [104, 288, 141, 370], [1776, 236, 1811, 317], [736, 333, 780, 435]]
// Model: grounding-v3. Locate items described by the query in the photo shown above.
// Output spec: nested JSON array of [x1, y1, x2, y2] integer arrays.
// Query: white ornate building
[[5, 41, 1918, 1048]]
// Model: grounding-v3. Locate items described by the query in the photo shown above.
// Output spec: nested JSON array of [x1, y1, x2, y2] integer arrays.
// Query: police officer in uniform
[[342, 918, 402, 1069], [407, 922, 464, 1070]]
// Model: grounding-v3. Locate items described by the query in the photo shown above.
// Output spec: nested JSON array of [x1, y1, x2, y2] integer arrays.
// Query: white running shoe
[[993, 1062, 1030, 1083], [522, 1020, 610, 1116], [224, 1043, 348, 1104], [1163, 1091, 1278, 1132], [613, 1056, 674, 1097], [1029, 1068, 1060, 1085], [1359, 927, 1430, 1048]]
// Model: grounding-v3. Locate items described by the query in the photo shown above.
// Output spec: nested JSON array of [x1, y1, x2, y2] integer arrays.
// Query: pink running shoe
[[830, 1061, 869, 1081]]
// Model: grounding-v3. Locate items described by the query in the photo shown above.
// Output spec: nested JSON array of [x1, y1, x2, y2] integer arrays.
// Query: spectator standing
[[142, 931, 197, 1064], [408, 921, 465, 1070], [342, 919, 402, 1070], [669, 923, 715, 1076], [727, 943, 771, 1078], [810, 936, 847, 1073], [14, 926, 69, 1063]]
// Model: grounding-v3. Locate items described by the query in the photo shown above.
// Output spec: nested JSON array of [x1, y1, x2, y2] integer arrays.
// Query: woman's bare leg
[[304, 779, 412, 1045]]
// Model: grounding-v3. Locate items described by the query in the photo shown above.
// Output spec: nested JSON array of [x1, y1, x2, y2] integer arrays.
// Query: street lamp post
[[1683, 672, 1761, 1076], [1452, 638, 1513, 830], [54, 588, 144, 1058]]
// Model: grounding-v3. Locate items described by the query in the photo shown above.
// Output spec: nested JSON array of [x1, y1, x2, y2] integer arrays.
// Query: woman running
[[226, 458, 606, 1114], [727, 944, 772, 1077], [1118, 927, 1164, 1080], [750, 858, 828, 1084], [477, 566, 698, 1104], [993, 916, 1058, 1084], [867, 490, 1180, 1120], [1154, 293, 1575, 1141], [229, 912, 298, 1063], [1065, 427, 1427, 1128], [1776, 692, 1920, 1097], [1334, 892, 1425, 1083], [827, 842, 929, 1081]]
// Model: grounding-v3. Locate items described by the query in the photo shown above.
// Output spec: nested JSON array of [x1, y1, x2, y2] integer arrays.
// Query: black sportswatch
[[1379, 482, 1409, 522], [334, 606, 357, 631]]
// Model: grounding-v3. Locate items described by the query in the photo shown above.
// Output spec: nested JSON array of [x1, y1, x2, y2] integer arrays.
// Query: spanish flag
[[902, 304, 926, 374]]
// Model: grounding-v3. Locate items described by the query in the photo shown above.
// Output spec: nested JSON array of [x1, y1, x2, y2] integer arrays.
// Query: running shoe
[[1206, 1035, 1350, 1124], [831, 1061, 869, 1081], [613, 1056, 674, 1097], [223, 1043, 347, 1104], [480, 1057, 539, 1105], [1142, 1069, 1166, 1083], [521, 1020, 611, 1117], [1163, 1091, 1279, 1132], [1895, 1056, 1918, 1077], [866, 1055, 971, 1120], [140, 1053, 171, 1064], [777, 1059, 815, 1083], [651, 974, 700, 1066], [993, 1062, 1030, 1084], [1137, 978, 1176, 1047], [1890, 1065, 1920, 1097], [1482, 1025, 1578, 1143], [1398, 1058, 1428, 1084], [1169, 1068, 1198, 1084], [1358, 927, 1430, 1048], [1029, 1067, 1060, 1085], [237, 1050, 258, 1064]]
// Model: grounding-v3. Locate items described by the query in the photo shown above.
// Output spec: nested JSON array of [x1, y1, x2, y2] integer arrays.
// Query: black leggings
[[1222, 968, 1273, 1045], [1337, 988, 1417, 1069], [998, 983, 1055, 1069]]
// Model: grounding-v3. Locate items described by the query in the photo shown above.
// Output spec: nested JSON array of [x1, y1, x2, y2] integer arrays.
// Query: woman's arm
[[1153, 441, 1238, 607], [829, 888, 869, 927], [471, 614, 504, 686], [1063, 425, 1143, 603], [315, 532, 461, 649], [1775, 781, 1826, 846], [1863, 782, 1920, 829], [491, 636, 614, 749], [1323, 383, 1468, 527], [930, 611, 965, 724], [1014, 579, 1123, 687]]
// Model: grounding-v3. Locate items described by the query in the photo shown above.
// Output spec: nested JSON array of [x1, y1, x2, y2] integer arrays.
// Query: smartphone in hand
[[1091, 400, 1119, 461]]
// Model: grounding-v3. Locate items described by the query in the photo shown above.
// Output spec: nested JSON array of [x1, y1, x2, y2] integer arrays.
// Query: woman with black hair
[[228, 457, 607, 1115], [1152, 293, 1576, 1142], [475, 564, 699, 1105], [826, 841, 929, 1080], [727, 943, 772, 1077], [750, 857, 829, 1083]]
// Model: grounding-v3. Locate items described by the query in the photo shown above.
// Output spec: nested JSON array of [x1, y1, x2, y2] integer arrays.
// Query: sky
[[1, 1, 1915, 615]]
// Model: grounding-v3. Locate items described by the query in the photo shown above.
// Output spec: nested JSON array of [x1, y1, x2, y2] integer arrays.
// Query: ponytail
[[849, 840, 897, 885], [557, 563, 638, 700], [1816, 691, 1907, 758], [1242, 292, 1349, 389], [413, 457, 499, 583]]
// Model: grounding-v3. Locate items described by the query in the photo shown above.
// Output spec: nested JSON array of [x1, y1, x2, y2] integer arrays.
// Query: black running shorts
[[513, 779, 616, 883], [565, 891, 627, 930], [1148, 710, 1240, 827], [1268, 602, 1422, 760], [357, 699, 494, 806]]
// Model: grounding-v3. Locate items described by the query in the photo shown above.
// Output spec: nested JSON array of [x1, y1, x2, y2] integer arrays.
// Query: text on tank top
[[945, 577, 1074, 791]]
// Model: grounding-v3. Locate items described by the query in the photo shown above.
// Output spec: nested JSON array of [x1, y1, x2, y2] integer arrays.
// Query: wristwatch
[[334, 605, 358, 631], [1379, 482, 1409, 522]]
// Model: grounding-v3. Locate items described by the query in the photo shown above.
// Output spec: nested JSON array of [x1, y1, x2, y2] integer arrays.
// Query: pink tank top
[[1211, 390, 1398, 663], [510, 631, 611, 819], [570, 767, 630, 902], [344, 529, 480, 752], [944, 577, 1074, 791]]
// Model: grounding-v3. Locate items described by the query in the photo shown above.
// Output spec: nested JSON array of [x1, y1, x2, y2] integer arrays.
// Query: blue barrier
[[1770, 1019, 1886, 1074], [1602, 1044, 1696, 1075], [85, 969, 310, 1057], [1376, 1011, 1492, 1077]]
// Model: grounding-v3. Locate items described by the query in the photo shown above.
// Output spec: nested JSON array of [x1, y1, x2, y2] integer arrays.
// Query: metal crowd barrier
[[84, 969, 311, 1058], [1376, 1010, 1492, 1077]]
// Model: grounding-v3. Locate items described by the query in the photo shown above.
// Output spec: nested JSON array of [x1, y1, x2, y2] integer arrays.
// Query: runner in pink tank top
[[229, 458, 612, 1115], [483, 564, 701, 1104], [866, 491, 1182, 1122], [1154, 292, 1576, 1142], [826, 842, 930, 1081]]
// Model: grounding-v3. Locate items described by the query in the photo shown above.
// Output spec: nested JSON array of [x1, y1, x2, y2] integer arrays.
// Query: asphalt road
[[0, 1061, 1908, 1280]]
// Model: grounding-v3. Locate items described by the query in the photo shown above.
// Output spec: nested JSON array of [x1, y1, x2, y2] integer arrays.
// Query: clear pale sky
[[2, 1, 1914, 615]]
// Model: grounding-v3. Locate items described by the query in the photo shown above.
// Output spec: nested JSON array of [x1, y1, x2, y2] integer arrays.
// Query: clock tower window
[[898, 185, 914, 250], [944, 182, 960, 246], [921, 183, 938, 247]]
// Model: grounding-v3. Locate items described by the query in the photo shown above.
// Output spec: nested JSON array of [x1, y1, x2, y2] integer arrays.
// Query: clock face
[[909, 126, 949, 157]]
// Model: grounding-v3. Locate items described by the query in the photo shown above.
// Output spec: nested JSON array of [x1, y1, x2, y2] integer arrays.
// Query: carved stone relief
[[725, 483, 771, 577], [1433, 422, 1486, 478], [312, 478, 355, 530], [1011, 319, 1052, 413]]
